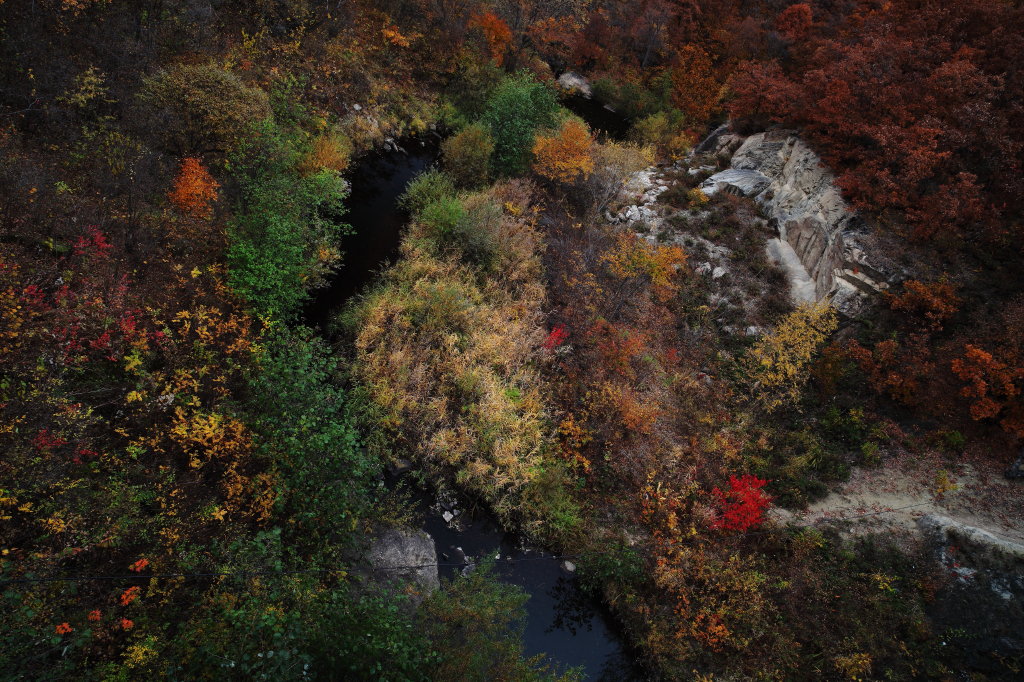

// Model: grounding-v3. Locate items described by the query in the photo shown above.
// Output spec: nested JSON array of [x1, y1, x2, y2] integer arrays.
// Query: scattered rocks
[[437, 491, 458, 512], [606, 168, 671, 230], [620, 204, 660, 227], [446, 546, 475, 575]]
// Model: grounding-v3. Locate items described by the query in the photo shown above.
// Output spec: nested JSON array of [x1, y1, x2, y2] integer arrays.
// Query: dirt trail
[[772, 458, 1024, 546]]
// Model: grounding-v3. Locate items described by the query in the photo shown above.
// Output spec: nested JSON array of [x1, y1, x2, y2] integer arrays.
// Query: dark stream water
[[303, 136, 440, 327], [409, 481, 644, 680], [563, 94, 631, 141], [303, 120, 642, 679]]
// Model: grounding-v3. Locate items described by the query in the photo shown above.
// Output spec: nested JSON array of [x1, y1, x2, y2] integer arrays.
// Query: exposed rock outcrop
[[765, 237, 816, 304], [698, 130, 890, 315], [917, 513, 1024, 665], [556, 72, 592, 98], [700, 168, 771, 198], [918, 514, 1024, 572], [367, 527, 440, 602]]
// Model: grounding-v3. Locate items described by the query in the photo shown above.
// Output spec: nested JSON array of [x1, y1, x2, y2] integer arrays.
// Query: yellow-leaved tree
[[742, 301, 838, 411]]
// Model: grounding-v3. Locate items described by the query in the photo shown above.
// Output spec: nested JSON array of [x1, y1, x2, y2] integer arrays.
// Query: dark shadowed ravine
[[303, 127, 643, 679], [563, 94, 631, 141], [411, 482, 644, 681]]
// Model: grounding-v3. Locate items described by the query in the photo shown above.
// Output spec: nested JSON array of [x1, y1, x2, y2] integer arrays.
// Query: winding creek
[[304, 110, 643, 679]]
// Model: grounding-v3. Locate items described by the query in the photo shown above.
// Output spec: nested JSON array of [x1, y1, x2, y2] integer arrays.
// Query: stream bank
[[303, 130, 644, 679]]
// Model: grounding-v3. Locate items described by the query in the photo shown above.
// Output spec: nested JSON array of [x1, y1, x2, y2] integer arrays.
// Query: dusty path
[[772, 456, 1024, 546]]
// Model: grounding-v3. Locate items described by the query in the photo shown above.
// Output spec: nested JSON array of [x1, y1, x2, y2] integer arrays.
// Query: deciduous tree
[[532, 117, 595, 185], [670, 44, 720, 125], [743, 302, 837, 411], [168, 157, 219, 219]]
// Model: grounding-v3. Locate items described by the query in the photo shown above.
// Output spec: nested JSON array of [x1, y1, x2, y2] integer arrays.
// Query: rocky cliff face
[[698, 129, 890, 315]]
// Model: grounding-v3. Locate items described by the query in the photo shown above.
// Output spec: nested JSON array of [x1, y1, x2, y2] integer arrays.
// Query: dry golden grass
[[350, 181, 556, 527]]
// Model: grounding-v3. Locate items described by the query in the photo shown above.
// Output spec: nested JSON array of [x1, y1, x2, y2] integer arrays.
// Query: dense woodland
[[1, 0, 1023, 679]]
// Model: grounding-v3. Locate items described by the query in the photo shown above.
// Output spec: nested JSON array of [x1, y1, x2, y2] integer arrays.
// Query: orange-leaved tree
[[532, 118, 595, 186], [952, 345, 1024, 437], [602, 231, 687, 317], [886, 279, 959, 333], [471, 11, 513, 66], [169, 157, 219, 219], [670, 44, 720, 126]]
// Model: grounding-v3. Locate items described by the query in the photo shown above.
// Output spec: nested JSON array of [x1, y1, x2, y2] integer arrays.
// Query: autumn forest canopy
[[1, 0, 1023, 679]]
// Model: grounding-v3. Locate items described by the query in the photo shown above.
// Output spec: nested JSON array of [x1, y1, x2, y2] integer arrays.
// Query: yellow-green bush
[[348, 181, 564, 532], [441, 122, 494, 188], [298, 131, 353, 176], [628, 110, 694, 161], [140, 63, 271, 155]]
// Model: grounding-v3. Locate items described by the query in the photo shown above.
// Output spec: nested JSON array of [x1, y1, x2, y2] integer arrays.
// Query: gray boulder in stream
[[367, 527, 440, 600]]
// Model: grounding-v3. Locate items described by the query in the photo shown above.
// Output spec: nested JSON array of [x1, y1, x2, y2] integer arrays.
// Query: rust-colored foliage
[[470, 12, 513, 66], [844, 337, 934, 407], [728, 0, 1024, 242], [528, 16, 582, 65], [886, 279, 960, 332], [776, 3, 812, 42], [168, 157, 219, 219], [952, 345, 1024, 436], [670, 44, 719, 125]]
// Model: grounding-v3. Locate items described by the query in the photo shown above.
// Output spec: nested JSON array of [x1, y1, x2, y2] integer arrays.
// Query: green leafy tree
[[226, 120, 349, 318], [398, 168, 457, 216], [246, 324, 378, 537], [480, 73, 560, 176], [167, 533, 434, 681], [420, 563, 583, 681]]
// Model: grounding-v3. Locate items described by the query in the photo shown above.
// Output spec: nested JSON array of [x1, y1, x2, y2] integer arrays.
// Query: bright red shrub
[[543, 324, 569, 350], [711, 474, 772, 531]]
